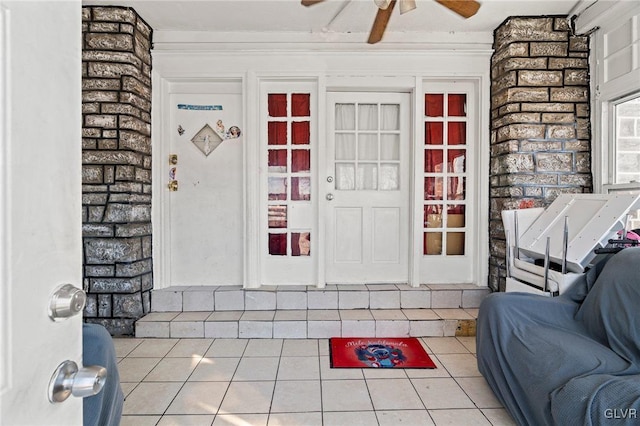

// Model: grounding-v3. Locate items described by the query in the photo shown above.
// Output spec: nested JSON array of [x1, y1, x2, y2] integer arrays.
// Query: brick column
[[82, 7, 153, 335], [489, 17, 592, 291]]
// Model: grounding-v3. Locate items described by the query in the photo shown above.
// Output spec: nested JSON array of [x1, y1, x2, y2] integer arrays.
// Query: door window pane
[[268, 205, 287, 228], [448, 149, 466, 173], [425, 177, 443, 200], [446, 232, 465, 255], [380, 134, 400, 160], [380, 164, 399, 191], [268, 177, 287, 200], [291, 93, 310, 117], [268, 122, 287, 145], [447, 209, 465, 227], [336, 163, 355, 190], [357, 163, 378, 190], [268, 149, 287, 172], [448, 177, 465, 200], [358, 134, 378, 160], [424, 232, 442, 255], [292, 150, 310, 173], [425, 94, 444, 117], [358, 104, 378, 130], [448, 94, 466, 117], [336, 134, 356, 160], [335, 104, 355, 130], [425, 149, 444, 173], [291, 232, 311, 256], [381, 104, 400, 130], [425, 122, 443, 145], [269, 233, 287, 255], [268, 94, 287, 117], [615, 95, 640, 183], [291, 177, 311, 201], [292, 121, 310, 145], [448, 122, 466, 145]]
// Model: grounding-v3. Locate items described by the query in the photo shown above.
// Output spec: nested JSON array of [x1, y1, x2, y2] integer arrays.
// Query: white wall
[[575, 0, 640, 190], [151, 36, 492, 288]]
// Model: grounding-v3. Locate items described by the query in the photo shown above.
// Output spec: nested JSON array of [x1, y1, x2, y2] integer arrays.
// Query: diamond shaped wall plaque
[[191, 124, 224, 157]]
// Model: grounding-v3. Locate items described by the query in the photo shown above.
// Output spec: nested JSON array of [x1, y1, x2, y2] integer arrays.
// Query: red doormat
[[329, 337, 437, 369]]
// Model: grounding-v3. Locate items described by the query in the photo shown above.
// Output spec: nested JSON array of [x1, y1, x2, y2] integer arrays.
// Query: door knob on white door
[[48, 284, 86, 321], [326, 193, 334, 201], [48, 360, 107, 403]]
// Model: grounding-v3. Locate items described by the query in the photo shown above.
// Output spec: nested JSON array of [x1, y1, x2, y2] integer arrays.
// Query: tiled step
[[135, 284, 488, 339], [149, 284, 489, 312]]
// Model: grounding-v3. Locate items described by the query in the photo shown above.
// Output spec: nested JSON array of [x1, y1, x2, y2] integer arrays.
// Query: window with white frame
[[612, 93, 640, 185]]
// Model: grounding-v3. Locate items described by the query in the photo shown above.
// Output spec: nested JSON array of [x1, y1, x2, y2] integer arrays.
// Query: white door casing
[[325, 92, 411, 284], [1, 1, 84, 424]]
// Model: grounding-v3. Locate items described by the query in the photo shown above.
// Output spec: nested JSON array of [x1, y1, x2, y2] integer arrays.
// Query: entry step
[[135, 308, 480, 339], [149, 284, 489, 312]]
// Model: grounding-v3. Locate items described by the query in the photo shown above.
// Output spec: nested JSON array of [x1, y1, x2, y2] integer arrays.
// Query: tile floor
[[114, 336, 516, 426]]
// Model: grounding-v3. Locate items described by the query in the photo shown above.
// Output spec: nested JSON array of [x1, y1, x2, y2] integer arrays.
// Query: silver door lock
[[48, 284, 86, 321], [48, 360, 107, 403]]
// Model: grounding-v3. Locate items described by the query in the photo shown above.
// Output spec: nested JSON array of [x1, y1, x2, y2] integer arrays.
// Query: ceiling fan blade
[[368, 0, 397, 44], [435, 0, 481, 19], [301, 0, 326, 6]]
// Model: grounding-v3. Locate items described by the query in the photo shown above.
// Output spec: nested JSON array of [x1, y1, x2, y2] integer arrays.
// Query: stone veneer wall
[[489, 16, 592, 292], [81, 7, 153, 335]]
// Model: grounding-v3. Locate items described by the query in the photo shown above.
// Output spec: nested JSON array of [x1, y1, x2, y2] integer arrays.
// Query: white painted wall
[[151, 38, 492, 288], [576, 0, 640, 191]]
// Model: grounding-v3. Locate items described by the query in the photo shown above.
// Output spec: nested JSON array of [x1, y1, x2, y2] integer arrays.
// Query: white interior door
[[167, 83, 244, 286], [325, 92, 410, 283], [1, 1, 84, 424]]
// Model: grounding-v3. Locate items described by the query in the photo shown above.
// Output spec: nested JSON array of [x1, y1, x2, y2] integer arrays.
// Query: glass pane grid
[[267, 91, 312, 257], [423, 92, 468, 256]]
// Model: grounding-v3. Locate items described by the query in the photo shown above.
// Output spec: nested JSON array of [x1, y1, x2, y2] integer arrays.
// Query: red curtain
[[291, 94, 310, 117], [292, 121, 310, 145], [268, 94, 287, 117], [269, 233, 287, 256], [268, 121, 287, 145]]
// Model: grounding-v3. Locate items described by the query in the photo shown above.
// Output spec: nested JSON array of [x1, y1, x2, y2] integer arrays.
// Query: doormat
[[329, 337, 436, 369]]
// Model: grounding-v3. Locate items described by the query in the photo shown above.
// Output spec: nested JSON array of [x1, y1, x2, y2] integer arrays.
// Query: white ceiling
[[85, 0, 591, 39]]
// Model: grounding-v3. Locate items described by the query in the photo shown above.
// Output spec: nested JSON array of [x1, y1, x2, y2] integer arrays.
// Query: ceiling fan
[[302, 0, 481, 44]]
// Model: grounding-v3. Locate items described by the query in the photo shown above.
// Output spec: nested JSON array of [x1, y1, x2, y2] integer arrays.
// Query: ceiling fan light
[[374, 0, 392, 10], [399, 0, 416, 14]]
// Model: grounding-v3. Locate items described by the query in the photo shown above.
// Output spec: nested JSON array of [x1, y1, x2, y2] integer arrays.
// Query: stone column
[[82, 7, 153, 335], [489, 17, 592, 291]]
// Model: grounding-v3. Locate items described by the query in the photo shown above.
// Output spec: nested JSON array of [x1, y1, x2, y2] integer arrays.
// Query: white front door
[[325, 92, 411, 283], [1, 1, 84, 424]]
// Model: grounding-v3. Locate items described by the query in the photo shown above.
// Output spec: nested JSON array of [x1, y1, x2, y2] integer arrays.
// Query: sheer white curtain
[[334, 103, 400, 191]]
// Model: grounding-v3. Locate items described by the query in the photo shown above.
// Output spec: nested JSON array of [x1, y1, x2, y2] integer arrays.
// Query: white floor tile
[[128, 339, 178, 357], [277, 356, 320, 380], [375, 320, 410, 337], [405, 355, 451, 378], [429, 408, 491, 426], [123, 382, 183, 415], [281, 339, 318, 356], [437, 353, 482, 377], [166, 338, 213, 357], [219, 381, 275, 414], [271, 380, 322, 412], [214, 413, 269, 426], [157, 414, 216, 426], [113, 338, 144, 357], [244, 339, 283, 356], [481, 408, 517, 426], [118, 357, 161, 382], [367, 378, 424, 410], [170, 321, 205, 338], [308, 320, 341, 338], [267, 412, 322, 426], [239, 321, 273, 338], [412, 378, 475, 409], [166, 381, 229, 415], [234, 357, 280, 381], [144, 357, 200, 382], [273, 321, 307, 338], [323, 411, 378, 426], [189, 357, 240, 382], [120, 415, 161, 426], [456, 377, 503, 408], [423, 337, 470, 354], [205, 339, 248, 357], [204, 321, 238, 338], [376, 410, 435, 426], [321, 379, 373, 412], [342, 320, 376, 337], [457, 336, 477, 354]]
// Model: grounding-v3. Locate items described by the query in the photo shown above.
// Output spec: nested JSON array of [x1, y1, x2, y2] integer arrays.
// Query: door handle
[[326, 193, 334, 201], [48, 360, 107, 403], [48, 284, 86, 321]]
